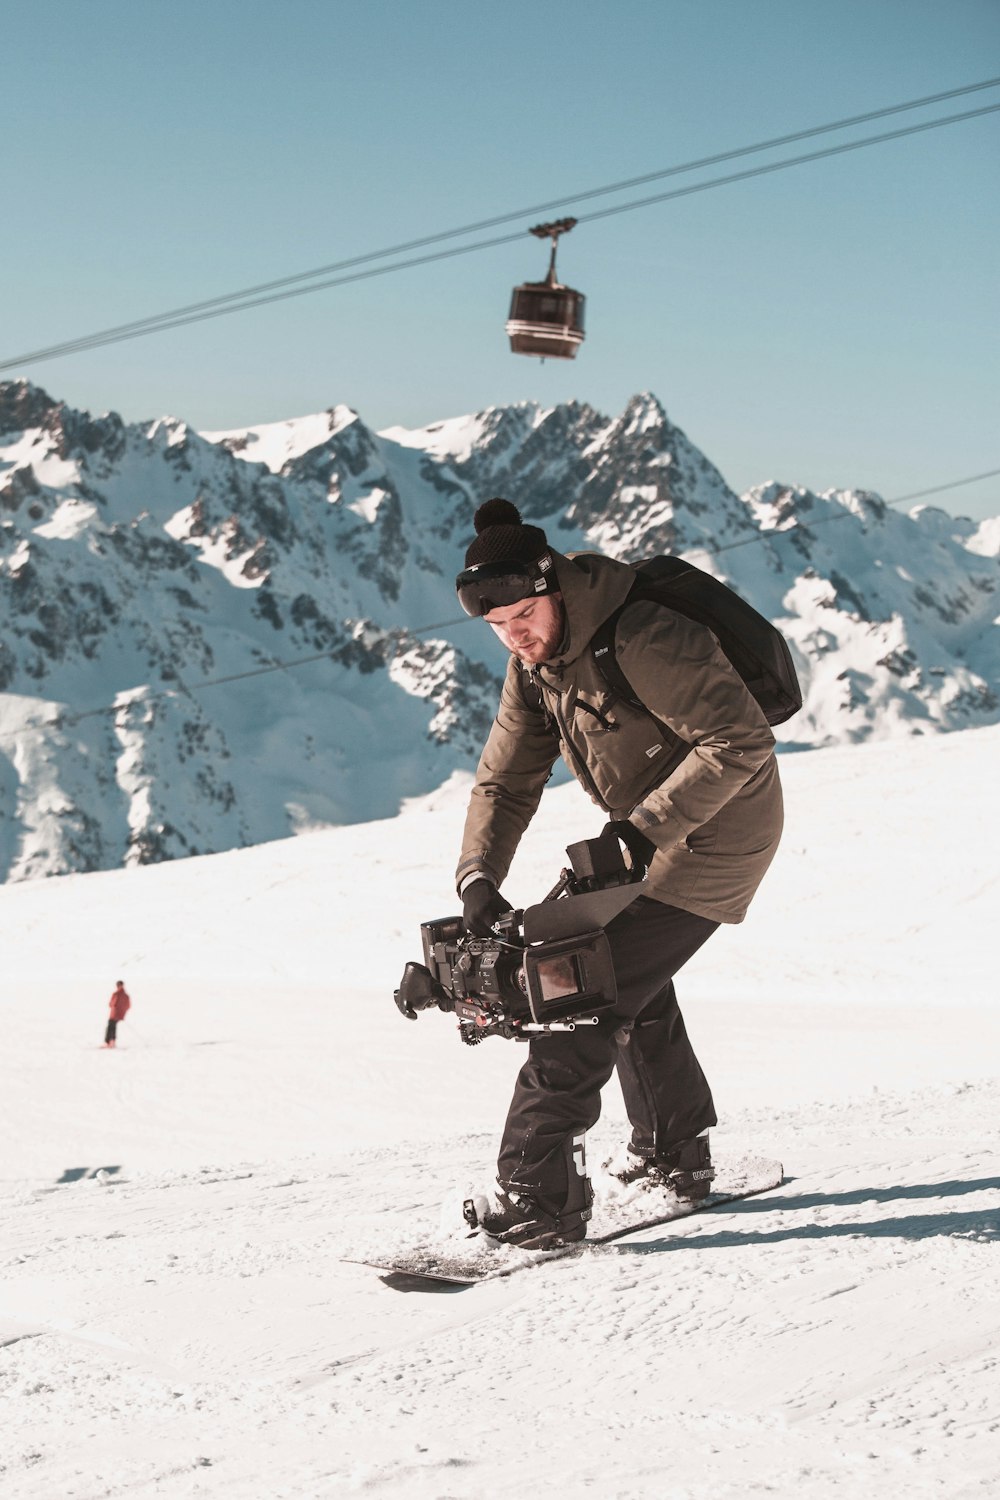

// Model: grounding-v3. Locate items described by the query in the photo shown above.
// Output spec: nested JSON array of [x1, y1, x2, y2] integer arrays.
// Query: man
[[454, 498, 784, 1249]]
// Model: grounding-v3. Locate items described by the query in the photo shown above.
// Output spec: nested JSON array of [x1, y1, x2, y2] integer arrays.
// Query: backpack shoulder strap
[[590, 579, 647, 713], [519, 662, 560, 735]]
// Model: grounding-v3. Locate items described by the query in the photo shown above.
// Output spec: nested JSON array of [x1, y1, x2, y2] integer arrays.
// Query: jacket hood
[[543, 551, 637, 670]]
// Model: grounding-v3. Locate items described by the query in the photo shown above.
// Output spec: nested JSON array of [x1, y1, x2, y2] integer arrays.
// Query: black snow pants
[[104, 1018, 118, 1045], [497, 897, 719, 1212]]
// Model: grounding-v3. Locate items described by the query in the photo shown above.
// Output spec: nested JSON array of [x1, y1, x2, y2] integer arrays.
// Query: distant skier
[[103, 980, 131, 1048]]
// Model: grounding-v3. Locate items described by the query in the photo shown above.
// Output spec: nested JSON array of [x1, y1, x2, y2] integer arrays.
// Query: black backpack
[[590, 556, 802, 727]]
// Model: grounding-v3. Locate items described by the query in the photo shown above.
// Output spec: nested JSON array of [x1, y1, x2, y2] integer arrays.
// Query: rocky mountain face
[[0, 378, 996, 883]]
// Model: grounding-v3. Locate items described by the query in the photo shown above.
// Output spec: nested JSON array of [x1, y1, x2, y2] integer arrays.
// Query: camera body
[[394, 826, 645, 1045], [417, 911, 616, 1042]]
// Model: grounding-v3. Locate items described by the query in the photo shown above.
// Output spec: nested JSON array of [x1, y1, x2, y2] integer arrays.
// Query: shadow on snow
[[618, 1175, 1000, 1254]]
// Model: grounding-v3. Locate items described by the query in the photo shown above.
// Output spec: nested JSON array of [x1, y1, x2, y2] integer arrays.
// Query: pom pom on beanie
[[464, 497, 550, 568]]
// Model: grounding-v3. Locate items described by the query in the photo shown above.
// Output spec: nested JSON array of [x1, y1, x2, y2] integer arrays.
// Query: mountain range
[[0, 377, 996, 882]]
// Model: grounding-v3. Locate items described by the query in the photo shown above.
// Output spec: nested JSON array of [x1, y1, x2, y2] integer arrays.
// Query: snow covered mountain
[[1, 378, 997, 882]]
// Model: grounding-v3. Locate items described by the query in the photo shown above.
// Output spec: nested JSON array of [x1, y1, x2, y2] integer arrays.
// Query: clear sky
[[3, 0, 998, 517]]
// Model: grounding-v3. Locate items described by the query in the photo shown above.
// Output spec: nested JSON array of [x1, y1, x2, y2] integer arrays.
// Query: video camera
[[393, 825, 646, 1046]]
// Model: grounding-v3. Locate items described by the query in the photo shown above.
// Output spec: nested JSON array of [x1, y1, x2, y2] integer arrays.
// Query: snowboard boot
[[470, 1128, 593, 1248], [464, 1179, 593, 1250], [608, 1133, 715, 1201]]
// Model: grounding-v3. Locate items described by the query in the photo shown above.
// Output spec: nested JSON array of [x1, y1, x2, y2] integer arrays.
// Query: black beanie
[[464, 498, 550, 569]]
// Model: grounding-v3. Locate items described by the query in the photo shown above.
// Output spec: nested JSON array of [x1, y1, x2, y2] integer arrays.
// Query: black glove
[[462, 878, 513, 937], [606, 819, 657, 879]]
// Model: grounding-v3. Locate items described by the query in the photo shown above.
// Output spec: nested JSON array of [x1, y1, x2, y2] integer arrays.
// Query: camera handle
[[541, 823, 646, 904], [542, 867, 574, 903], [520, 1016, 600, 1032]]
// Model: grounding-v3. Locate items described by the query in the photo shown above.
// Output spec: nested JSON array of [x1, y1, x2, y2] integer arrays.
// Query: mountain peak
[[0, 384, 997, 884], [0, 379, 62, 438], [620, 391, 668, 431]]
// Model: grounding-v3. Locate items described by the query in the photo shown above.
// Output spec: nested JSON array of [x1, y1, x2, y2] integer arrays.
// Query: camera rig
[[393, 825, 647, 1045]]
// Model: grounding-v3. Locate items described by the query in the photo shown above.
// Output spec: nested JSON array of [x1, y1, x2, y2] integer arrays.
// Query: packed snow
[[1, 726, 998, 1498]]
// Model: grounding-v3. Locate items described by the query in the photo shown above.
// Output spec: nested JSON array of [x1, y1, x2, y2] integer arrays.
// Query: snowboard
[[351, 1151, 783, 1290]]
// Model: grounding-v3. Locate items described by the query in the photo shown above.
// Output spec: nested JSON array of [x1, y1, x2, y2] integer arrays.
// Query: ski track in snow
[[1, 728, 999, 1497], [2, 1086, 998, 1499]]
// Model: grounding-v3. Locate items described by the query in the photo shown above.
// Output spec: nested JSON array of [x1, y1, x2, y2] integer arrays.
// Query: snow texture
[[1, 723, 998, 1498]]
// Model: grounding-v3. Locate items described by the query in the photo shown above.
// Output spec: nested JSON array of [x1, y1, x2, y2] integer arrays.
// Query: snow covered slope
[[0, 726, 997, 1498], [1, 378, 997, 883]]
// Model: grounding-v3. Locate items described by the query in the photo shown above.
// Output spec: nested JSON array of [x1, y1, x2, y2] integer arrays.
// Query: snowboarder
[[103, 980, 131, 1048], [452, 499, 785, 1248]]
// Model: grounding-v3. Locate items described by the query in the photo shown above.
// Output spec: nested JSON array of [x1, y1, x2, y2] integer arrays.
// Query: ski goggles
[[455, 554, 558, 618]]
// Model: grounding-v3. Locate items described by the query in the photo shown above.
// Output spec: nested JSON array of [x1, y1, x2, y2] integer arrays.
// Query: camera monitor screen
[[534, 952, 584, 1002], [524, 929, 616, 1024]]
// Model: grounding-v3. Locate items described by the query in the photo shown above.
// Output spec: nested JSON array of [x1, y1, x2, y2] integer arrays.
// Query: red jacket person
[[104, 981, 131, 1048]]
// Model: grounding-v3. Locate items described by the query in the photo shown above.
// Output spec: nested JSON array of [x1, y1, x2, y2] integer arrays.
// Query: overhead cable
[[879, 467, 1000, 505], [710, 467, 1000, 557], [2, 86, 999, 370], [4, 75, 998, 360]]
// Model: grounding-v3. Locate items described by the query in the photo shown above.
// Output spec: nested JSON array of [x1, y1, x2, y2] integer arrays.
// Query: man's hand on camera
[[606, 819, 657, 879], [461, 878, 513, 936]]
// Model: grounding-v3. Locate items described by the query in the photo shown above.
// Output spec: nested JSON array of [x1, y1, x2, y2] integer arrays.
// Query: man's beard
[[514, 621, 565, 664]]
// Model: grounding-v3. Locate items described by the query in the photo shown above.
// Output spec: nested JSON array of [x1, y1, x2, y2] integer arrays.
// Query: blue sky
[[3, 0, 998, 517]]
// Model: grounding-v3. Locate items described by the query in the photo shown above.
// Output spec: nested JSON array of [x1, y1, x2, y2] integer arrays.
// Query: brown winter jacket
[[456, 550, 783, 924]]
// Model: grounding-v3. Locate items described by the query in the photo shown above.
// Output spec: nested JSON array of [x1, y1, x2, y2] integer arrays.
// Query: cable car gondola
[[506, 217, 585, 360]]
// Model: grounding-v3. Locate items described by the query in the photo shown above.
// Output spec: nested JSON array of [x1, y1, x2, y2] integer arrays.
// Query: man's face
[[484, 592, 564, 664]]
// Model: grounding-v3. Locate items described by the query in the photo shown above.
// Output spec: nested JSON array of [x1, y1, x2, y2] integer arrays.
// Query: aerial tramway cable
[[1, 81, 998, 370]]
